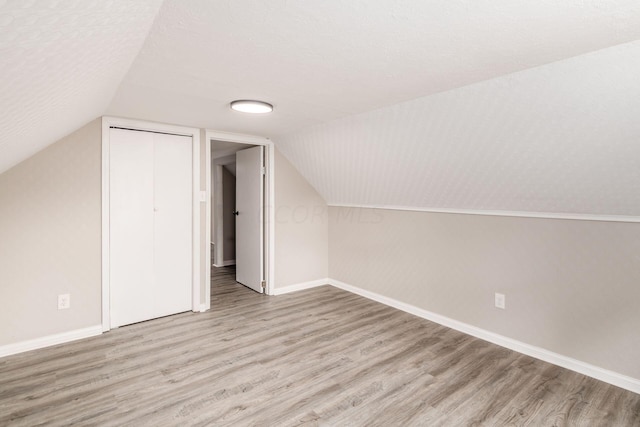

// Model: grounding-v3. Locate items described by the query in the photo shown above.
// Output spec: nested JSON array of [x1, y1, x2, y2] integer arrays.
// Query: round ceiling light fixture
[[230, 100, 273, 114]]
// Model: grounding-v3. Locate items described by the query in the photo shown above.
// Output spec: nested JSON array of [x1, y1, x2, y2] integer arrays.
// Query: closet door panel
[[109, 129, 155, 327], [152, 133, 192, 317]]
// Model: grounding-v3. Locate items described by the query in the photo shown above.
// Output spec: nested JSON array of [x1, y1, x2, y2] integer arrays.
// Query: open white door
[[235, 146, 264, 293]]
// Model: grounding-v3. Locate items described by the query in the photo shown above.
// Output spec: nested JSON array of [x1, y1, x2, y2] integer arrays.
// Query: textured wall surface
[[0, 0, 162, 173], [0, 118, 102, 346], [278, 41, 640, 217], [274, 149, 328, 288], [329, 206, 640, 379]]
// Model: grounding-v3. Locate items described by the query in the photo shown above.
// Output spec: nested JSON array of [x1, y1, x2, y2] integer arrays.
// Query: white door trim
[[102, 116, 201, 332], [205, 130, 275, 311]]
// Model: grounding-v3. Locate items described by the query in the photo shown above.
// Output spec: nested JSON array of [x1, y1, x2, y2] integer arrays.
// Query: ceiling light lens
[[230, 100, 273, 114]]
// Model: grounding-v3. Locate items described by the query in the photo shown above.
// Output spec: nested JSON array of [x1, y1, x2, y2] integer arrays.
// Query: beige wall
[[328, 206, 640, 379], [0, 119, 102, 346], [274, 149, 328, 288], [0, 122, 332, 348], [3, 115, 638, 387]]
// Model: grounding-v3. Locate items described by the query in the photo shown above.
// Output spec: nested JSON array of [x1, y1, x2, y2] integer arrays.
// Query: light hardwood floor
[[1, 266, 639, 426]]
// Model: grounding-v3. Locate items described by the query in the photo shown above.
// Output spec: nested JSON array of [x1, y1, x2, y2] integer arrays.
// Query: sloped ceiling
[[277, 41, 640, 216], [2, 1, 640, 216], [0, 0, 163, 173]]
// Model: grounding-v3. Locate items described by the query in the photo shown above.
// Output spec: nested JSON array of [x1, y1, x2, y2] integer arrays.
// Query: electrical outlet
[[58, 294, 70, 310], [495, 293, 506, 309]]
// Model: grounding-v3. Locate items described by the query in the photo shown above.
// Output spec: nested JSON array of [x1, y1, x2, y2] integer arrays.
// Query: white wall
[[274, 149, 328, 288], [329, 206, 640, 381], [0, 119, 102, 346]]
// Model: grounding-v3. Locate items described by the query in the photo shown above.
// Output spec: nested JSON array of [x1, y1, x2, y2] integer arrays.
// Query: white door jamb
[[205, 130, 275, 311]]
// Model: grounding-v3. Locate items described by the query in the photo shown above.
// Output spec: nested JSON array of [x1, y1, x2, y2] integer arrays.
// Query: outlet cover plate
[[58, 294, 70, 310], [495, 293, 506, 309]]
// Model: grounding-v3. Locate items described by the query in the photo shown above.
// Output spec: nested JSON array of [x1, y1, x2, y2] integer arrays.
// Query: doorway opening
[[211, 143, 243, 269], [204, 131, 275, 310]]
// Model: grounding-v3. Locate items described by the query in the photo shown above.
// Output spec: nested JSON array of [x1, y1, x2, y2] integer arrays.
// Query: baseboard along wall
[[271, 278, 331, 295], [0, 325, 103, 358], [212, 260, 236, 267], [272, 277, 640, 395]]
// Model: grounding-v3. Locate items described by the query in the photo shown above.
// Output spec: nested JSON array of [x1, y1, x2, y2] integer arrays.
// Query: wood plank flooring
[[1, 266, 639, 426]]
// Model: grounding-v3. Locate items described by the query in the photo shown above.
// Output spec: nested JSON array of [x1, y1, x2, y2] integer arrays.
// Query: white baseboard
[[213, 260, 236, 267], [272, 278, 330, 295], [329, 279, 640, 395], [0, 325, 103, 359]]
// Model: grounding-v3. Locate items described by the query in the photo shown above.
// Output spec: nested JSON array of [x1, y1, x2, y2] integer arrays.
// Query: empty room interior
[[1, 1, 640, 425]]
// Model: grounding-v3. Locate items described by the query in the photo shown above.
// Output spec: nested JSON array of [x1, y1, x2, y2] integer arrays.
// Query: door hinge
[[261, 166, 266, 176], [261, 280, 266, 289]]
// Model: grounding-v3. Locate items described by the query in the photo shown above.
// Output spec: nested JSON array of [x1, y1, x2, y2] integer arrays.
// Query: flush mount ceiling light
[[230, 100, 273, 114]]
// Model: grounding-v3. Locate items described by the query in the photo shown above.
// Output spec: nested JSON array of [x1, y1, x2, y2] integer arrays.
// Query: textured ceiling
[[2, 1, 640, 216], [108, 0, 640, 138], [0, 0, 162, 173], [277, 41, 640, 216]]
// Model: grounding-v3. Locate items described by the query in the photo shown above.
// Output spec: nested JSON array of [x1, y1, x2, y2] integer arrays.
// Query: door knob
[[232, 210, 239, 216]]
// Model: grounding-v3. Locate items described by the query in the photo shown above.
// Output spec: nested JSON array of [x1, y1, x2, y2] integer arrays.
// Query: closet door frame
[[101, 117, 201, 332]]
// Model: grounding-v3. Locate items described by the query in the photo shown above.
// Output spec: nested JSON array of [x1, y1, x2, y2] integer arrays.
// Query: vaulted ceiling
[[277, 40, 640, 216], [2, 1, 639, 215], [0, 0, 163, 172]]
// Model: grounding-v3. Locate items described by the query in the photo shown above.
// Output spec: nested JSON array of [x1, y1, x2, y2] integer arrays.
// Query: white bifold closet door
[[109, 128, 192, 328]]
